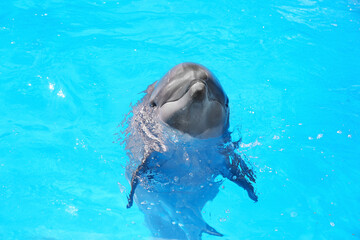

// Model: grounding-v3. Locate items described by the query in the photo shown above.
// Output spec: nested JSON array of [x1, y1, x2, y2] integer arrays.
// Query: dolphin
[[122, 63, 257, 239]]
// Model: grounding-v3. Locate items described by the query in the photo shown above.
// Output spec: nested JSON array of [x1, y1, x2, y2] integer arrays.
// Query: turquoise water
[[1, 0, 360, 239]]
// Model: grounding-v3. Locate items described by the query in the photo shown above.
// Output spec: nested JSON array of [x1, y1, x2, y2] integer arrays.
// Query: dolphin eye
[[225, 99, 229, 108], [150, 101, 157, 107]]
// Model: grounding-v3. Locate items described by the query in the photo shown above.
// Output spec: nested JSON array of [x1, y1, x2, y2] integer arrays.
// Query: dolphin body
[[122, 63, 257, 239]]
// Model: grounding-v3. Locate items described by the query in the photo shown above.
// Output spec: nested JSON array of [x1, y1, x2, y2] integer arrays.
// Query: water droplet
[[57, 89, 65, 98]]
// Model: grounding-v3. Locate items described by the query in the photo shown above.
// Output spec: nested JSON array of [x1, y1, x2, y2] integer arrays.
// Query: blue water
[[1, 0, 360, 239]]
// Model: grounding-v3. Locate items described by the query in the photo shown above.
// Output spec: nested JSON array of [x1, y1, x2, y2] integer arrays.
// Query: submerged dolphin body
[[122, 63, 257, 239]]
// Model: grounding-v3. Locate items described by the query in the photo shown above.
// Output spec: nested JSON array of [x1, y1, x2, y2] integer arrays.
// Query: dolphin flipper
[[127, 163, 145, 208], [127, 151, 164, 208], [203, 223, 224, 237], [127, 155, 152, 208], [223, 153, 258, 202]]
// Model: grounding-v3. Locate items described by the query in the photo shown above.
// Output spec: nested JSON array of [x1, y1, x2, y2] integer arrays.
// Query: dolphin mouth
[[189, 79, 207, 90], [188, 80, 225, 107], [189, 81, 207, 101]]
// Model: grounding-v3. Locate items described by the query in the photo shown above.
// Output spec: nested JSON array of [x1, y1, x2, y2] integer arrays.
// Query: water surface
[[1, 0, 360, 239]]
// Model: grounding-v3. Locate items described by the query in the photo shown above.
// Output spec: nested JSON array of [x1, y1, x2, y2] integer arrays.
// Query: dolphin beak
[[189, 81, 206, 101]]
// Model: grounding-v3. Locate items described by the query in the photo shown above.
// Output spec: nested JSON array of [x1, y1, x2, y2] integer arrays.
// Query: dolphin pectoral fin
[[127, 157, 151, 209], [203, 223, 224, 237], [225, 164, 258, 202], [127, 172, 139, 208], [230, 175, 258, 202], [223, 154, 258, 202], [127, 166, 140, 208]]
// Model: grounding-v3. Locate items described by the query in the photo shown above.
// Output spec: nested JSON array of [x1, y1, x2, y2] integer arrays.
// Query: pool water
[[1, 0, 360, 239]]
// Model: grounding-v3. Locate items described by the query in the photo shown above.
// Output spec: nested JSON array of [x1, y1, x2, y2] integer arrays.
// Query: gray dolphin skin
[[149, 63, 229, 139], [122, 63, 257, 239]]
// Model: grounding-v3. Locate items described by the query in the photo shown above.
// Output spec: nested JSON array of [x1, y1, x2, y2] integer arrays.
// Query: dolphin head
[[149, 63, 229, 139]]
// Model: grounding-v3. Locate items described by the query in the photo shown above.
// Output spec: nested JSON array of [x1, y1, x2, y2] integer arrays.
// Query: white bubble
[[316, 134, 323, 139], [57, 89, 65, 98], [65, 205, 78, 216], [290, 212, 298, 217]]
